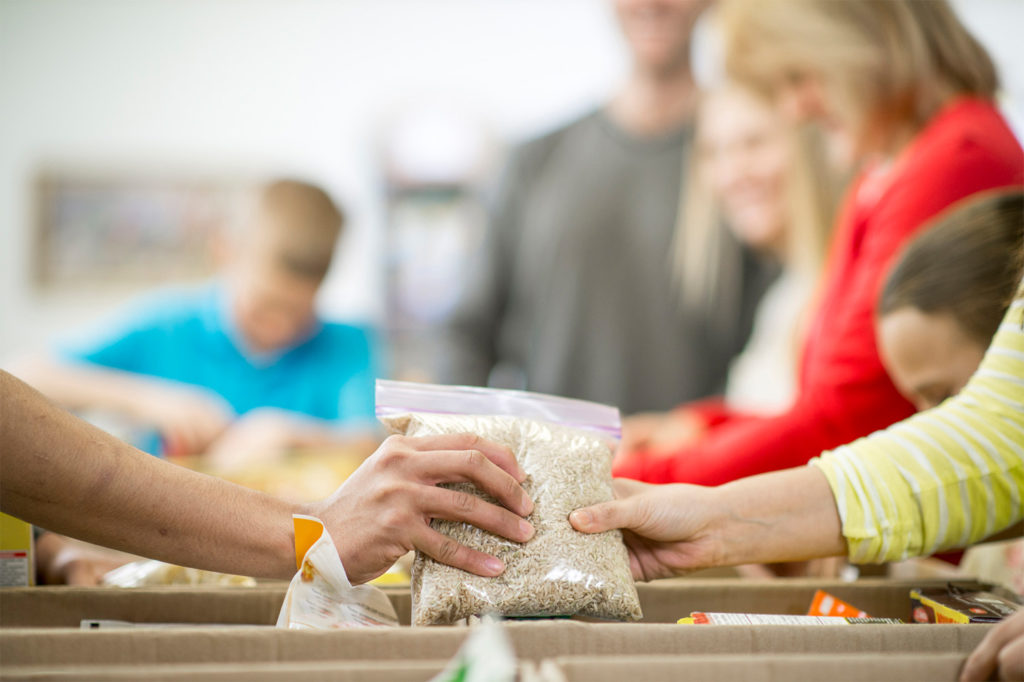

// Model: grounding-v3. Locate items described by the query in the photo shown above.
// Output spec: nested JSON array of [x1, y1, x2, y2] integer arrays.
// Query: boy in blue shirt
[[17, 179, 380, 466]]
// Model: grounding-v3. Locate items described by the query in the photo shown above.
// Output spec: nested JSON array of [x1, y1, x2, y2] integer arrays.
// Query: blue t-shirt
[[60, 283, 381, 452]]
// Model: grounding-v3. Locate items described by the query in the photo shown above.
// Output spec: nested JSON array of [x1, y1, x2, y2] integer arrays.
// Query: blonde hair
[[249, 179, 345, 281], [718, 0, 998, 154], [674, 87, 837, 316]]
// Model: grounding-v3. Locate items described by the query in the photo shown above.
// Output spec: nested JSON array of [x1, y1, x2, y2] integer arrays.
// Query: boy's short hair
[[254, 179, 345, 281]]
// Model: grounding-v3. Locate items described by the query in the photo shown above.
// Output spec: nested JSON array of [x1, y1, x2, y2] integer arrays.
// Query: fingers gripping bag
[[376, 379, 642, 626]]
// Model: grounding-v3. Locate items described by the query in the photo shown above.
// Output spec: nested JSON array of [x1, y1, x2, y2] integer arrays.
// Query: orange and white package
[[807, 589, 871, 618], [276, 515, 398, 628]]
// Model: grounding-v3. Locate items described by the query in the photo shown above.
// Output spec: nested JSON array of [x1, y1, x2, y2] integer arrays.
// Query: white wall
[[1, 0, 1021, 360], [0, 0, 626, 359]]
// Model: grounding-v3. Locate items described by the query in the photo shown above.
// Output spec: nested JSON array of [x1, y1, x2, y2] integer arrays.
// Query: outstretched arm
[[1, 368, 299, 579], [9, 353, 233, 456], [573, 293, 1024, 578], [570, 469, 844, 581], [0, 370, 533, 584]]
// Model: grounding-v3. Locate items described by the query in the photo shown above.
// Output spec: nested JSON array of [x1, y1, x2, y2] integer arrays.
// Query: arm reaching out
[[0, 370, 533, 584], [10, 353, 233, 456], [570, 469, 844, 580], [574, 292, 1024, 580]]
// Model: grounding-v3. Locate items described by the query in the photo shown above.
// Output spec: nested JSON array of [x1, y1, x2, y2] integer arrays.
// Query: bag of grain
[[376, 379, 642, 626]]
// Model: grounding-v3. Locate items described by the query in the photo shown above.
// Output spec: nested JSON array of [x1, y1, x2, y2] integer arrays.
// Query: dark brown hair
[[879, 190, 1024, 346]]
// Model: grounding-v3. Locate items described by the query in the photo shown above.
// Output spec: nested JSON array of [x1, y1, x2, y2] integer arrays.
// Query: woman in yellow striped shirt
[[571, 191, 1024, 681]]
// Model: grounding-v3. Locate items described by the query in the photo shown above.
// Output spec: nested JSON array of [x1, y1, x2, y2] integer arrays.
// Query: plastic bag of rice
[[376, 379, 643, 626]]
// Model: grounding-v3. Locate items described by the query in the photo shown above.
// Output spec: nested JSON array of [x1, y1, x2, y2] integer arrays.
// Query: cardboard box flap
[[0, 660, 449, 682], [538, 653, 968, 682], [0, 621, 993, 667], [0, 653, 972, 682], [0, 585, 411, 629], [0, 586, 288, 628], [0, 578, 953, 628]]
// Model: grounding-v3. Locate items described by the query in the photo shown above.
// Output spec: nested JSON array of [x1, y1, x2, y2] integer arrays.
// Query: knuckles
[[378, 506, 412, 532], [996, 644, 1021, 675], [463, 449, 487, 471], [434, 536, 461, 564], [371, 478, 415, 507], [376, 437, 412, 469], [450, 490, 478, 515], [380, 434, 409, 451], [501, 475, 520, 507], [454, 432, 482, 449]]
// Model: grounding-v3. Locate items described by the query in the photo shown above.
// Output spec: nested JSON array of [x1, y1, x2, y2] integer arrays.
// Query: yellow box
[[0, 512, 35, 586]]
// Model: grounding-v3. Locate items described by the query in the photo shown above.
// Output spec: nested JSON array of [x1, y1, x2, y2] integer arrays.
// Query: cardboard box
[[0, 652, 975, 682], [0, 578, 953, 628], [0, 579, 992, 681], [633, 578, 951, 622], [536, 653, 970, 682], [0, 660, 450, 682], [0, 653, 974, 682], [0, 585, 289, 628], [0, 584, 411, 628], [0, 620, 993, 667]]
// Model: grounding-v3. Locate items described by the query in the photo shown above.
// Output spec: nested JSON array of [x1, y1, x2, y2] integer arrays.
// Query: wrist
[[700, 478, 781, 569], [697, 485, 740, 569], [265, 499, 306, 580], [705, 468, 844, 569]]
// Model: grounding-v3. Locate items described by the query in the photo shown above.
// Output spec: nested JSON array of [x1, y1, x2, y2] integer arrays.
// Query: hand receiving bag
[[376, 380, 642, 626]]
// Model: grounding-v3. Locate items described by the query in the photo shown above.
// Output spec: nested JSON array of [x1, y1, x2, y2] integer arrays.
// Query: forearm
[[708, 466, 846, 567], [9, 354, 159, 420], [278, 414, 377, 450], [0, 370, 298, 579]]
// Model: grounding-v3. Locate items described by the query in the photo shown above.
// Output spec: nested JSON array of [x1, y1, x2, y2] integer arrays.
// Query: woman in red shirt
[[615, 0, 1024, 486]]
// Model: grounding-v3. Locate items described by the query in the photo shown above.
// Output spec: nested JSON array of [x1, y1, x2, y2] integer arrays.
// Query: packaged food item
[[680, 613, 903, 625], [910, 582, 1021, 624], [102, 561, 256, 587], [376, 380, 642, 626], [0, 512, 34, 587], [429, 616, 517, 682], [276, 515, 398, 629], [807, 589, 871, 618]]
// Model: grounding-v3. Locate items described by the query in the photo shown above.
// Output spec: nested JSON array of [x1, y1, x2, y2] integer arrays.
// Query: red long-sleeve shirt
[[615, 97, 1024, 486]]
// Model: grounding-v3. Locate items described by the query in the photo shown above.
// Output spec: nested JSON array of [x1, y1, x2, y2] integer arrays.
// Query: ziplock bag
[[376, 379, 642, 626]]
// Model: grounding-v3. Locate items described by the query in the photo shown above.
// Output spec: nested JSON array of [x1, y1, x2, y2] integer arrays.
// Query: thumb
[[570, 499, 635, 534]]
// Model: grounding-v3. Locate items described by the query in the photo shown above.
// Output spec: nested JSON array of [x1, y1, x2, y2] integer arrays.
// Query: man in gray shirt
[[442, 0, 775, 415]]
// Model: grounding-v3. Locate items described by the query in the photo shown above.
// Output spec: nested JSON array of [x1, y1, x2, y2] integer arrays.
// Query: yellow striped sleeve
[[812, 296, 1024, 564]]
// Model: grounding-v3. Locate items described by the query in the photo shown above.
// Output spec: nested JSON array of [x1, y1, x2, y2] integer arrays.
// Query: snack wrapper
[[429, 616, 517, 682], [807, 589, 871, 618], [679, 612, 902, 625], [276, 515, 398, 628]]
